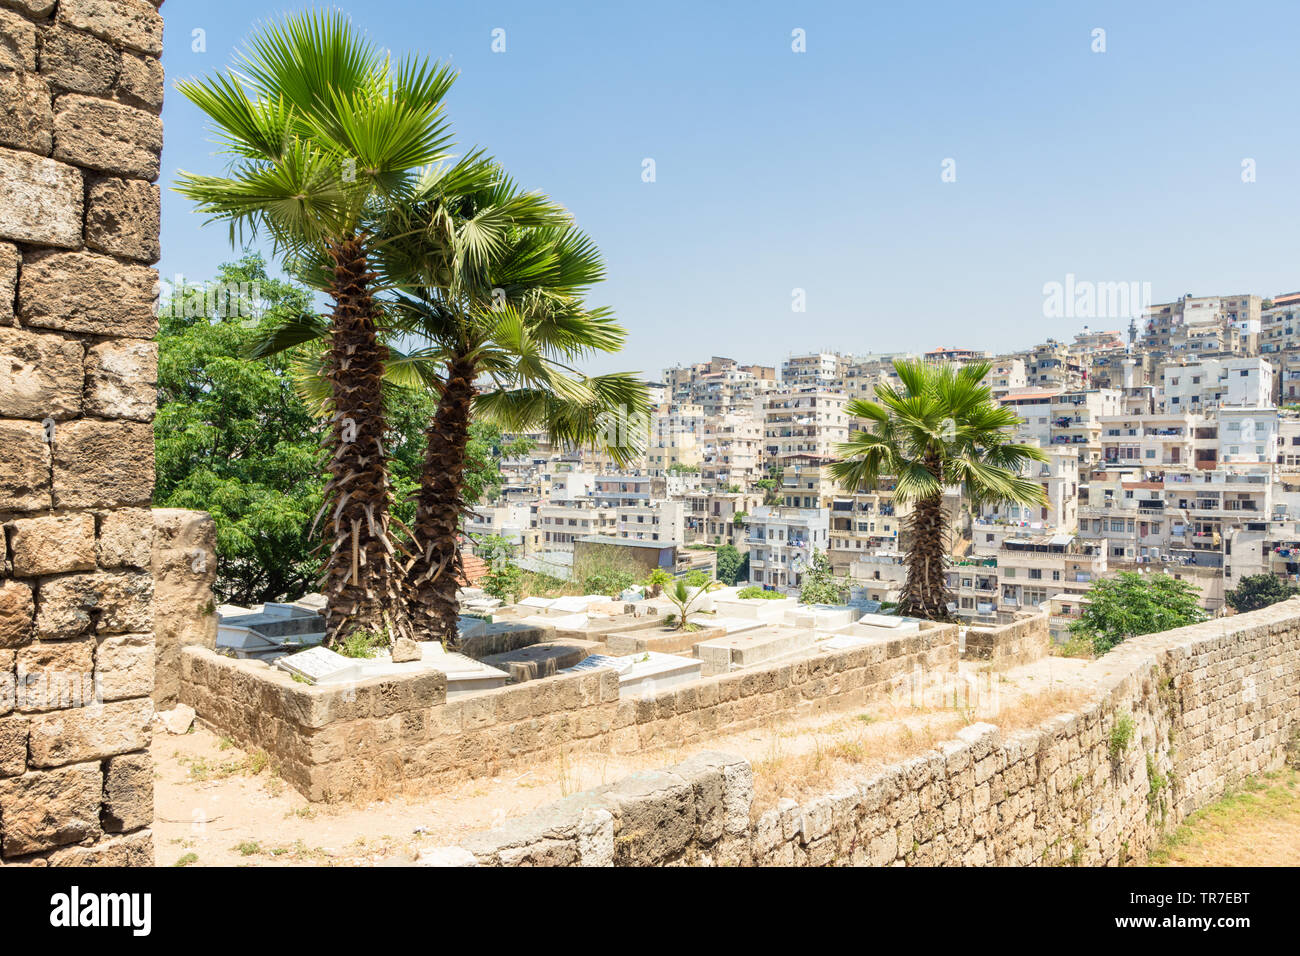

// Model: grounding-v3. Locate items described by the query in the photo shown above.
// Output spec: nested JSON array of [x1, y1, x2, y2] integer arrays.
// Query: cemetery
[[178, 578, 1034, 803]]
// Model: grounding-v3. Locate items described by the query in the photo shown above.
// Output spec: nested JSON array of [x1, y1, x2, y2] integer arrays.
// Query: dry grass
[[750, 686, 1090, 816], [1150, 768, 1300, 866]]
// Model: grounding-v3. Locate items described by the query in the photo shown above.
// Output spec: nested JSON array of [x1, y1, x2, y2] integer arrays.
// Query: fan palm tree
[[830, 360, 1047, 620], [174, 11, 457, 645], [377, 161, 649, 646]]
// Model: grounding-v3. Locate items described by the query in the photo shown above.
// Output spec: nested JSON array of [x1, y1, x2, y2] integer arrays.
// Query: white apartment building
[[1161, 357, 1273, 413], [536, 502, 618, 550], [1218, 407, 1279, 468], [827, 485, 904, 572], [999, 388, 1061, 446], [744, 505, 831, 594], [1048, 388, 1122, 465], [617, 499, 685, 546], [976, 445, 1078, 534], [1098, 412, 1216, 471], [782, 352, 844, 389]]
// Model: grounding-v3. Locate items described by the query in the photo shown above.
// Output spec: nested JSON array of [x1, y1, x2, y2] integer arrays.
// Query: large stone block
[[38, 24, 120, 95], [152, 509, 218, 705], [8, 513, 96, 576], [0, 761, 102, 857], [116, 50, 162, 112], [0, 580, 34, 649], [27, 696, 152, 767], [19, 249, 157, 337], [0, 420, 50, 513], [15, 638, 95, 712], [0, 71, 52, 154], [96, 507, 153, 569], [0, 1, 56, 18], [0, 8, 36, 72], [85, 176, 159, 262], [0, 648, 10, 716], [57, 0, 164, 57], [0, 327, 82, 420], [0, 714, 26, 777], [0, 242, 15, 325], [83, 339, 156, 420], [0, 148, 83, 248], [52, 419, 154, 508], [52, 92, 161, 178], [46, 828, 152, 866], [94, 632, 152, 701], [101, 750, 150, 831], [34, 570, 152, 639]]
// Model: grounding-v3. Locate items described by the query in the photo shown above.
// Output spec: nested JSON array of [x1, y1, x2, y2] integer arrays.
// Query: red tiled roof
[[459, 550, 489, 586]]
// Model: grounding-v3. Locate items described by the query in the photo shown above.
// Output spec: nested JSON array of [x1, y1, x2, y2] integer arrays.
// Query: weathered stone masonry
[[182, 624, 960, 802], [439, 600, 1300, 866], [0, 0, 163, 866]]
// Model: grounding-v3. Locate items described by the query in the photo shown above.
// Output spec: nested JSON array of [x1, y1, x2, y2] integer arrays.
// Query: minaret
[[1127, 316, 1138, 349]]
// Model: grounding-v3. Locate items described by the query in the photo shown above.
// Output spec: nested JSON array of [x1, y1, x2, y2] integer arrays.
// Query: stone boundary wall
[[0, 0, 163, 867], [152, 508, 217, 707], [431, 600, 1300, 866], [181, 624, 959, 802], [962, 613, 1050, 670]]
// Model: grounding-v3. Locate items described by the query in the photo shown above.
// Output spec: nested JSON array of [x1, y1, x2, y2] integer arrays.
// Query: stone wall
[[152, 508, 216, 707], [431, 600, 1300, 866], [0, 0, 162, 866], [181, 624, 959, 802], [962, 613, 1050, 670]]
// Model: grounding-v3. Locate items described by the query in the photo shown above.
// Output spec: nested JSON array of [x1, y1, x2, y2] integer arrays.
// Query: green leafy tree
[[1225, 573, 1300, 614], [1070, 572, 1207, 654], [155, 257, 324, 606], [797, 549, 850, 605], [477, 535, 523, 603], [755, 477, 781, 506], [831, 360, 1047, 620], [175, 10, 457, 644], [715, 544, 743, 586], [155, 256, 515, 608]]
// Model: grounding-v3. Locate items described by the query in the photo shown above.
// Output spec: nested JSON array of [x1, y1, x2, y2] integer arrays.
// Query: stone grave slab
[[615, 651, 704, 698], [481, 639, 602, 676], [564, 653, 634, 676], [419, 642, 510, 696], [275, 646, 361, 685], [694, 625, 817, 676]]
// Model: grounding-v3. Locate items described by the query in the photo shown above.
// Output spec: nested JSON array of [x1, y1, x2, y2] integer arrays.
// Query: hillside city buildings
[[471, 290, 1300, 641]]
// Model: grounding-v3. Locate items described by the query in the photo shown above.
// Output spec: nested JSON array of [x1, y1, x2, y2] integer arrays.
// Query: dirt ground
[[152, 654, 1100, 866], [1149, 768, 1300, 866]]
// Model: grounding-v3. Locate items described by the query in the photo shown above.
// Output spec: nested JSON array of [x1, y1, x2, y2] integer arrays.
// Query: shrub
[[1070, 572, 1206, 654], [581, 568, 637, 598], [738, 586, 784, 600], [338, 628, 384, 659], [643, 568, 674, 597], [1109, 712, 1136, 762]]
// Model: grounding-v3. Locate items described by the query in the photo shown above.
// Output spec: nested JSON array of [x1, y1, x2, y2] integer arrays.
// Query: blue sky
[[160, 1, 1300, 378]]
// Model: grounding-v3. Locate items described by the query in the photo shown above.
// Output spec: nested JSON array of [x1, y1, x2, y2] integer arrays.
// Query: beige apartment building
[[763, 388, 850, 467]]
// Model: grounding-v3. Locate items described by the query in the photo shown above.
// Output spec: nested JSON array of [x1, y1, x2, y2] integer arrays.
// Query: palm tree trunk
[[406, 354, 477, 648], [318, 236, 407, 646], [900, 453, 954, 620]]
